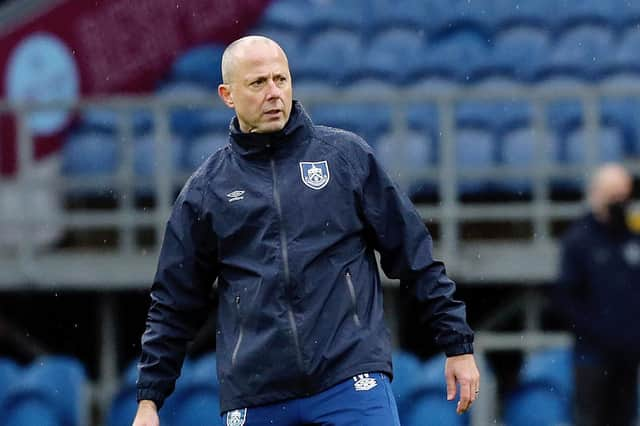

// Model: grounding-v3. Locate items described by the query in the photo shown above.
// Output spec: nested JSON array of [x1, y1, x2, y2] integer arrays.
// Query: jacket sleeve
[[136, 182, 219, 409], [354, 146, 474, 356]]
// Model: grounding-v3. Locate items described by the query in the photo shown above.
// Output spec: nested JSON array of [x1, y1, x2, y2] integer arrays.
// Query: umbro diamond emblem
[[353, 373, 378, 391]]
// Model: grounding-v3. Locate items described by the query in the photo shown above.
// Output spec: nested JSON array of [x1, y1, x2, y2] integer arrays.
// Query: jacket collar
[[229, 100, 312, 157]]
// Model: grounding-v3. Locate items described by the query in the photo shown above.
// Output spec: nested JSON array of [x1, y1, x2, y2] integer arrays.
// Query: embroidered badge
[[300, 161, 330, 190], [226, 408, 247, 426]]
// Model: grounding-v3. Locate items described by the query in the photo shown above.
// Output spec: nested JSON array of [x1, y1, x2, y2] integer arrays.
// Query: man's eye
[[251, 80, 264, 87]]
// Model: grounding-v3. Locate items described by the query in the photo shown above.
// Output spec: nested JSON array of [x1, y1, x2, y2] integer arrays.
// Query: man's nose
[[265, 79, 281, 98]]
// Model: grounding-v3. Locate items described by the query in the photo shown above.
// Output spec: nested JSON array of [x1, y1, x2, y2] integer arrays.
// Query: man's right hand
[[132, 400, 160, 426]]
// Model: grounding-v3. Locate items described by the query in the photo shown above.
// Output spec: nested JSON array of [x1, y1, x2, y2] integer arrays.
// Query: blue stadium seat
[[297, 30, 363, 85], [503, 382, 571, 426], [185, 132, 228, 171], [407, 103, 440, 144], [610, 27, 640, 75], [566, 125, 625, 165], [62, 131, 119, 176], [456, 128, 496, 196], [154, 81, 216, 141], [256, 0, 311, 31], [168, 353, 220, 426], [419, 30, 490, 82], [370, 0, 428, 32], [0, 358, 19, 412], [170, 44, 225, 89], [492, 0, 556, 29], [309, 103, 391, 146], [2, 356, 87, 426], [405, 390, 466, 426], [306, 0, 367, 32], [405, 354, 469, 426], [500, 127, 557, 196], [519, 347, 573, 399], [491, 27, 551, 81], [456, 78, 531, 133], [600, 92, 640, 156], [425, 0, 498, 35], [551, 0, 616, 28], [362, 29, 425, 84], [251, 28, 303, 76], [540, 25, 615, 80], [134, 134, 183, 178], [375, 130, 436, 200], [391, 350, 431, 425], [79, 107, 119, 134]]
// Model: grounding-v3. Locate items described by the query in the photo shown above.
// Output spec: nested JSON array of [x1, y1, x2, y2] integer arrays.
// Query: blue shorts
[[221, 372, 401, 426]]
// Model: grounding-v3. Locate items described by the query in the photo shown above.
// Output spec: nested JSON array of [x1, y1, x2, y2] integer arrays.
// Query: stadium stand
[[0, 356, 88, 426], [9, 0, 640, 424]]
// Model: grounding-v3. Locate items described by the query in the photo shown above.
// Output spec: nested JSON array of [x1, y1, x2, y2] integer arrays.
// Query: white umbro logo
[[353, 373, 377, 391], [227, 190, 245, 203]]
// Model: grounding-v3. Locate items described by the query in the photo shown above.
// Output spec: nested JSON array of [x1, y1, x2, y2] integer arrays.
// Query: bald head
[[221, 35, 288, 84], [589, 163, 633, 220]]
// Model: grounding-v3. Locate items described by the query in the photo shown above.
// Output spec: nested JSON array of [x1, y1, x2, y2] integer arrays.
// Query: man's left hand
[[445, 354, 480, 415]]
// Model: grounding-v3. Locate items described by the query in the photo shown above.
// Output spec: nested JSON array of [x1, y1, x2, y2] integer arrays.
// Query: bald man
[[554, 163, 640, 426], [133, 36, 479, 426]]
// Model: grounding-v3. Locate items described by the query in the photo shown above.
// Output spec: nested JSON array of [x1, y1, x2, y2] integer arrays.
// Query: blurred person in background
[[554, 163, 640, 426], [133, 35, 479, 426]]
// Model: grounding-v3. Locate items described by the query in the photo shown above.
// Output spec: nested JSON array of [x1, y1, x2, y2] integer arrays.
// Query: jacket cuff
[[137, 388, 166, 410], [444, 342, 474, 357]]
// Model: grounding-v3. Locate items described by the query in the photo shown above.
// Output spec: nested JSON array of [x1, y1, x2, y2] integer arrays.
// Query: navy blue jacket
[[137, 101, 474, 413], [555, 213, 640, 361]]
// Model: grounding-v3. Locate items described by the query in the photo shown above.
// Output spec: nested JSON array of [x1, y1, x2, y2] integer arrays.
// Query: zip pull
[[235, 295, 240, 305]]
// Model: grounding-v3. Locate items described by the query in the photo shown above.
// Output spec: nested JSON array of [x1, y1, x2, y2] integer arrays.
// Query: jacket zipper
[[231, 295, 244, 368], [345, 271, 362, 327], [270, 157, 304, 372]]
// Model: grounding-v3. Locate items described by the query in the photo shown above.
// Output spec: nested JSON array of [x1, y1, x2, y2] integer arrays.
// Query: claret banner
[[0, 0, 272, 174]]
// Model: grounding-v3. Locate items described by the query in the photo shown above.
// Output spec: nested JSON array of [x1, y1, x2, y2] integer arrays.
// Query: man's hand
[[132, 400, 160, 426], [445, 354, 480, 415]]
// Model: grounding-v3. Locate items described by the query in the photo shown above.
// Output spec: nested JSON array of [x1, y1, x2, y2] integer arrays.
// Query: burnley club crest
[[300, 161, 330, 190]]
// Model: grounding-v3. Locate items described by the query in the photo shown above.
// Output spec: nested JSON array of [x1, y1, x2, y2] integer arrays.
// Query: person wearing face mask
[[554, 163, 640, 426]]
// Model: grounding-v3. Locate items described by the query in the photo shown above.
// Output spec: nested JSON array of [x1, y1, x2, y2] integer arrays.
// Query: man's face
[[220, 42, 293, 133]]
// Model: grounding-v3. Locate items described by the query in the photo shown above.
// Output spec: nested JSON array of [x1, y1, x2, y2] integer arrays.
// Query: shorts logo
[[353, 373, 378, 391], [226, 408, 247, 426], [300, 161, 330, 190]]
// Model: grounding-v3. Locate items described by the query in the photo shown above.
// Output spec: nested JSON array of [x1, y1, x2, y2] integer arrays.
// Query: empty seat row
[[0, 356, 88, 426], [259, 0, 640, 35], [257, 25, 640, 84]]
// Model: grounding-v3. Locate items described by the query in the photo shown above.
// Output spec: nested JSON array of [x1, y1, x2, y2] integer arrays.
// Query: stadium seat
[[540, 25, 615, 80], [455, 128, 496, 196], [500, 127, 557, 196], [405, 390, 466, 426], [79, 107, 119, 134], [134, 133, 183, 178], [491, 27, 551, 81], [62, 131, 119, 176], [107, 360, 139, 426], [519, 347, 573, 399], [425, 0, 497, 35], [169, 44, 225, 89], [306, 0, 367, 32], [362, 29, 425, 84], [256, 0, 311, 31], [566, 125, 625, 165], [0, 358, 19, 411], [610, 27, 640, 75], [309, 103, 391, 146], [492, 0, 556, 29], [370, 0, 428, 32], [551, 0, 616, 28], [419, 30, 490, 82], [2, 355, 87, 426], [297, 30, 363, 85], [375, 130, 436, 200], [390, 350, 427, 423], [504, 382, 571, 426], [154, 81, 215, 141], [456, 78, 531, 133], [185, 132, 228, 171]]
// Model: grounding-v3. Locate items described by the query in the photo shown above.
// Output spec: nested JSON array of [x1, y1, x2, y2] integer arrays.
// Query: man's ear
[[218, 84, 234, 108]]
